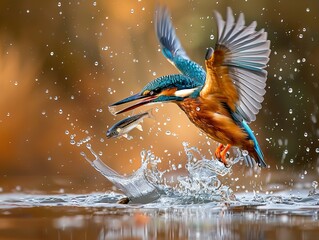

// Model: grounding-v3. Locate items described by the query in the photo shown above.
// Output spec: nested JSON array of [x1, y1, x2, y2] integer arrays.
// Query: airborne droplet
[[242, 150, 248, 156]]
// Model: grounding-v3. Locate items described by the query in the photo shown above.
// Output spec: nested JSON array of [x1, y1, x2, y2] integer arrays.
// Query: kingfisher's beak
[[109, 93, 157, 115]]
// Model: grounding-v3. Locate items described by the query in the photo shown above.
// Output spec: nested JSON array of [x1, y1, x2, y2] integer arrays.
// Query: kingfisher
[[109, 6, 270, 168]]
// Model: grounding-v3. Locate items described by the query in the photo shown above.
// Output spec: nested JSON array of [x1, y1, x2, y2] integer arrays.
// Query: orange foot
[[219, 144, 231, 167], [215, 144, 224, 159]]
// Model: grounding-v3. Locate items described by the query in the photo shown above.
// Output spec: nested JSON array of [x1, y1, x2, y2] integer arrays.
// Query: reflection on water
[[0, 191, 318, 240]]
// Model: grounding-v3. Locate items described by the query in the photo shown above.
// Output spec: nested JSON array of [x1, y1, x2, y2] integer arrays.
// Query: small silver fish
[[106, 110, 154, 140]]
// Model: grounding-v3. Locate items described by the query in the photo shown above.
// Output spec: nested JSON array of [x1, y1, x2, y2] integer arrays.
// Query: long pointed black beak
[[109, 93, 145, 107], [109, 93, 157, 115]]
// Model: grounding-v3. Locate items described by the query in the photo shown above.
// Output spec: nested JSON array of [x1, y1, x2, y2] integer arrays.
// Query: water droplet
[[298, 34, 303, 39], [306, 8, 310, 12], [14, 81, 18, 86], [290, 159, 294, 163], [94, 61, 99, 66], [152, 72, 156, 76], [306, 147, 310, 152], [130, 8, 134, 14], [57, 2, 61, 7], [312, 181, 318, 189], [315, 148, 319, 153], [210, 34, 215, 40], [70, 140, 75, 145], [182, 142, 188, 147], [196, 107, 200, 111], [59, 109, 63, 114], [165, 131, 171, 136], [50, 52, 54, 56], [288, 109, 293, 114], [65, 130, 69, 135], [304, 132, 308, 137], [171, 164, 176, 170], [242, 150, 248, 156], [48, 156, 52, 161], [288, 88, 293, 93]]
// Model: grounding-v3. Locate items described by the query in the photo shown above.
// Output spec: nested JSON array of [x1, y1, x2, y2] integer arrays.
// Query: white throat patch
[[174, 87, 199, 98]]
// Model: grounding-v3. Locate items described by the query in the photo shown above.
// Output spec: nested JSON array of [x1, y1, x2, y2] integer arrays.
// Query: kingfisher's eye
[[149, 88, 161, 96]]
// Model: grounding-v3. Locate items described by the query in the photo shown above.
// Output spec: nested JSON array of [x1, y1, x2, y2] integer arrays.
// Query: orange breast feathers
[[177, 97, 248, 146]]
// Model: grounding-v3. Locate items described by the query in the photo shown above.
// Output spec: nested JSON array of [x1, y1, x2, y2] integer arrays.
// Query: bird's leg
[[219, 144, 231, 166], [215, 143, 225, 159]]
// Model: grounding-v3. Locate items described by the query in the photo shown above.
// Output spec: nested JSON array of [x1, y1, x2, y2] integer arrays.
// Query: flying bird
[[109, 6, 270, 168]]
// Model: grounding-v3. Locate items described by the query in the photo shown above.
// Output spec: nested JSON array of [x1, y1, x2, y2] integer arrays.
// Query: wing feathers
[[155, 6, 189, 61], [213, 7, 271, 123], [155, 6, 206, 85]]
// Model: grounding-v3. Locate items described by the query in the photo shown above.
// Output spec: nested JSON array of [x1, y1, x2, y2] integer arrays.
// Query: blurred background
[[0, 0, 318, 193]]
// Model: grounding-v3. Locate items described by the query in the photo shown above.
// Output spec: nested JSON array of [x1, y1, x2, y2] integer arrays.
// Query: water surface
[[1, 143, 318, 240]]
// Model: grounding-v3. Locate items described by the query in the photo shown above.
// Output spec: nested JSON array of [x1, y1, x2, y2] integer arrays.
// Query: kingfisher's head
[[109, 74, 201, 115]]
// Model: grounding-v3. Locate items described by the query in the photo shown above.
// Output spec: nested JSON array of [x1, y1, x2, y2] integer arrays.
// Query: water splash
[[81, 142, 244, 203], [174, 142, 237, 202], [81, 144, 164, 204]]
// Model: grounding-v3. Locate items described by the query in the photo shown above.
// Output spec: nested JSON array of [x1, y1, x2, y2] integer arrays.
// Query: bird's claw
[[215, 144, 231, 168], [215, 144, 224, 159], [217, 152, 230, 167]]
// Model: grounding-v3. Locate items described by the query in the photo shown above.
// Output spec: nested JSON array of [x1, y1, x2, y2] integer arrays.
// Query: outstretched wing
[[155, 5, 189, 62], [155, 6, 206, 85], [203, 7, 270, 123]]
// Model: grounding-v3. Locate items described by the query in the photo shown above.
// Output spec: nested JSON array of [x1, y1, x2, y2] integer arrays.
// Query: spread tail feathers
[[242, 120, 267, 168]]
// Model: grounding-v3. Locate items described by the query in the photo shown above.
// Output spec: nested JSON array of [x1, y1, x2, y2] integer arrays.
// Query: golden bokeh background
[[0, 0, 318, 192]]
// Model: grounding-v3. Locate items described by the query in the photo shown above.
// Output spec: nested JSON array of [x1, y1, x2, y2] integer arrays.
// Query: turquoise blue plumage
[[155, 6, 206, 85]]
